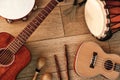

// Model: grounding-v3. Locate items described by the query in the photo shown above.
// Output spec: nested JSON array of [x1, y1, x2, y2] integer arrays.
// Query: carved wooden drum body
[[85, 0, 120, 41], [0, 0, 37, 23]]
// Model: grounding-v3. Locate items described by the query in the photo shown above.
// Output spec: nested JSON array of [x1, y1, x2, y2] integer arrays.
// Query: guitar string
[[0, 0, 57, 65]]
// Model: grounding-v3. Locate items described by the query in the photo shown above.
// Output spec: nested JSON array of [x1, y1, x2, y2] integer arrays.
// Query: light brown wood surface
[[0, 0, 120, 80]]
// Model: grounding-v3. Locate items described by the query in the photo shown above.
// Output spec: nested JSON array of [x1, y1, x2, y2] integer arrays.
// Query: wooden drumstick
[[32, 57, 46, 80], [41, 73, 52, 80]]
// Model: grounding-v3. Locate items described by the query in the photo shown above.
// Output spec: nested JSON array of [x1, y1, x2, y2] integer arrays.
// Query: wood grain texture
[[0, 0, 120, 80]]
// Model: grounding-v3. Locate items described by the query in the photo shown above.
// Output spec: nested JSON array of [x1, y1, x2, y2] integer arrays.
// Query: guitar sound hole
[[0, 49, 14, 66], [104, 60, 113, 70]]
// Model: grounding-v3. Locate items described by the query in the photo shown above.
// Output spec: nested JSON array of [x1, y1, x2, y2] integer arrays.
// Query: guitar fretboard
[[7, 0, 60, 54]]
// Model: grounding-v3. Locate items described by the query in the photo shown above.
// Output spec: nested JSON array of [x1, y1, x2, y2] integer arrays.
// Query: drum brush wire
[[63, 0, 87, 20], [41, 73, 52, 80], [32, 57, 46, 80], [63, 0, 78, 20]]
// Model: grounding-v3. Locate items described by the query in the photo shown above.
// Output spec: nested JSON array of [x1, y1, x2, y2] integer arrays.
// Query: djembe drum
[[85, 0, 120, 41], [0, 0, 37, 23]]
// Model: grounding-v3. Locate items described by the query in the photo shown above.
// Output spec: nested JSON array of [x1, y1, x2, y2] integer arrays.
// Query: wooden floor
[[0, 0, 120, 80]]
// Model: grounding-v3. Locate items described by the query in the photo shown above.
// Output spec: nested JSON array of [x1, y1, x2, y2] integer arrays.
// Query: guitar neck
[[7, 0, 62, 54]]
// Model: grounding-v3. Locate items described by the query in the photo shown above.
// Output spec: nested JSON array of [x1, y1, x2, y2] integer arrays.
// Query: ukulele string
[[94, 57, 115, 69]]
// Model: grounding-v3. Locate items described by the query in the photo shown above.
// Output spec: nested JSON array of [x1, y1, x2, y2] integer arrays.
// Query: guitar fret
[[40, 10, 48, 16], [32, 20, 40, 26], [17, 35, 25, 42], [14, 38, 23, 45], [43, 9, 49, 15], [37, 16, 44, 21], [24, 28, 32, 36], [22, 30, 29, 38], [25, 26, 33, 34], [29, 22, 37, 29], [34, 18, 41, 24], [38, 12, 46, 18], [27, 25, 35, 32], [19, 32, 28, 41], [8, 45, 16, 53], [35, 16, 42, 23], [31, 22, 38, 28], [23, 29, 31, 37], [9, 44, 18, 52], [45, 6, 51, 13], [12, 42, 19, 49]]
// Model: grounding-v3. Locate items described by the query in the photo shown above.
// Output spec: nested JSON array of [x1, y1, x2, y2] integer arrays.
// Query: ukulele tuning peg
[[41, 73, 52, 80]]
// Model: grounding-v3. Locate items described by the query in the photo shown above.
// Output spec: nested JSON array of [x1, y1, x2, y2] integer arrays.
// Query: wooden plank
[[0, 7, 64, 42], [17, 34, 110, 80]]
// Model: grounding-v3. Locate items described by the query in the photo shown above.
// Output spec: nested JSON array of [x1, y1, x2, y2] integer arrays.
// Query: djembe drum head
[[85, 0, 120, 41]]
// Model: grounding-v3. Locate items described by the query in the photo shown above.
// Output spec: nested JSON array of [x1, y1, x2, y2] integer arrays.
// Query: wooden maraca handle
[[32, 72, 39, 80]]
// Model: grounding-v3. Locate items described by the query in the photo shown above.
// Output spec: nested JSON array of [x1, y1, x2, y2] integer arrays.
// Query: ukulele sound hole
[[104, 60, 113, 70], [0, 49, 14, 66]]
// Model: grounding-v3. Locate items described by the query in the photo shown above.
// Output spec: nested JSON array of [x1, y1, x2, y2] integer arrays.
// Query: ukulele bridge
[[90, 52, 98, 68]]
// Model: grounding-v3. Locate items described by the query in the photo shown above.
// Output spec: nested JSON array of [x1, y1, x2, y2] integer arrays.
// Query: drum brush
[[63, 0, 87, 20], [63, 0, 78, 20], [32, 57, 46, 80], [41, 73, 52, 80]]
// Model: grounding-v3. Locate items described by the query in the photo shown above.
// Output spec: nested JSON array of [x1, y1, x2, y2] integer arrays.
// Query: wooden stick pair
[[54, 45, 70, 80]]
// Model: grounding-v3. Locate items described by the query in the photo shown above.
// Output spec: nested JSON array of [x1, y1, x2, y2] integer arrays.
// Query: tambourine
[[0, 0, 37, 23], [85, 0, 120, 41]]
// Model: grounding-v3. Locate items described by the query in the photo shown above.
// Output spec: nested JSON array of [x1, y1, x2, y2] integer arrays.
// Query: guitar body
[[74, 41, 120, 80], [0, 32, 31, 80]]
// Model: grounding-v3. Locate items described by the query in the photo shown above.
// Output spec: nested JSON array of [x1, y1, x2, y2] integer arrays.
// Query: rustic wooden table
[[0, 0, 120, 80]]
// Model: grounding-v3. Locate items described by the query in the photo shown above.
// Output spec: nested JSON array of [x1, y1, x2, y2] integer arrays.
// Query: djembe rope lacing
[[101, 0, 120, 33]]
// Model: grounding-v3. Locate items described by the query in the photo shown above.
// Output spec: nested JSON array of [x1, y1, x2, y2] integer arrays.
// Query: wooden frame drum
[[0, 0, 37, 23]]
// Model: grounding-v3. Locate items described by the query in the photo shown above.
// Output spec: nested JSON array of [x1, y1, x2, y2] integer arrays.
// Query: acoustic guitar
[[0, 0, 63, 80], [74, 41, 120, 80]]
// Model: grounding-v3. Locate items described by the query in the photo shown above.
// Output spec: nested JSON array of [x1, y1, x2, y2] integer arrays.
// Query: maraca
[[32, 57, 46, 80], [41, 73, 52, 80]]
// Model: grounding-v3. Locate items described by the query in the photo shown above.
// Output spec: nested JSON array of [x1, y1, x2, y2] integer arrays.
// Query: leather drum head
[[0, 0, 35, 20], [85, 0, 108, 39]]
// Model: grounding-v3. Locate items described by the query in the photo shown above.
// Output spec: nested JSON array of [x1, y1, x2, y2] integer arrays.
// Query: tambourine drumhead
[[85, 0, 108, 38], [0, 0, 35, 20]]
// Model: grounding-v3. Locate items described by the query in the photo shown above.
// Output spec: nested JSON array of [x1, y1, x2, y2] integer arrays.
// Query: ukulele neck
[[114, 63, 120, 72], [7, 0, 60, 54]]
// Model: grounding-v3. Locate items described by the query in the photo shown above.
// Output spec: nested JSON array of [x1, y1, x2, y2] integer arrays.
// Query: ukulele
[[0, 0, 63, 80], [74, 41, 120, 80]]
